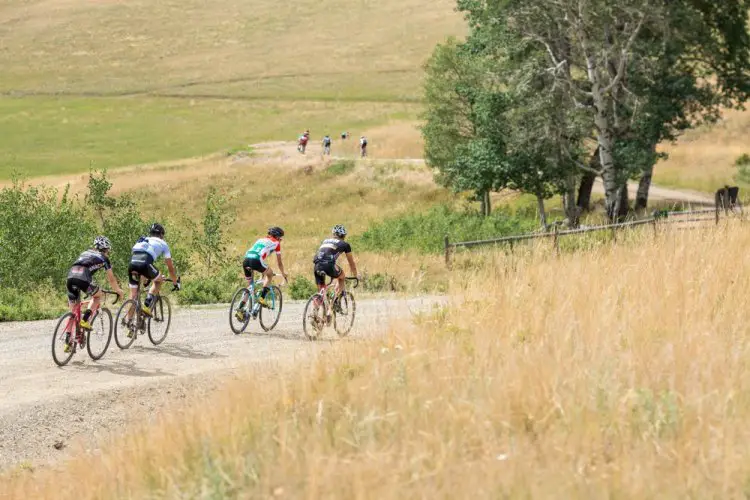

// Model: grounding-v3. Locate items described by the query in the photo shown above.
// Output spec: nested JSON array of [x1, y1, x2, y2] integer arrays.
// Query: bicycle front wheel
[[51, 313, 76, 367], [148, 295, 172, 345], [229, 287, 252, 334], [87, 308, 113, 360], [334, 291, 357, 337], [114, 299, 139, 349], [259, 285, 283, 332], [302, 294, 326, 341]]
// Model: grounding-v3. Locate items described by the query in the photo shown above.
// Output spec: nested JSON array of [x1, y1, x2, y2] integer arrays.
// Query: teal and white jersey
[[244, 237, 281, 266]]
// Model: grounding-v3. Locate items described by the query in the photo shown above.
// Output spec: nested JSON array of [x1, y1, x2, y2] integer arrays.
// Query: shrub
[[0, 285, 67, 321], [288, 275, 317, 300], [356, 205, 535, 254], [323, 160, 356, 178], [362, 272, 402, 292], [735, 153, 750, 183]]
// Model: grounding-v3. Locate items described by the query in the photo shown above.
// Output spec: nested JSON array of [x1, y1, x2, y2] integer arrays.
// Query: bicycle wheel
[[114, 299, 139, 349], [229, 287, 252, 334], [259, 285, 283, 332], [148, 295, 172, 345], [302, 294, 326, 341], [334, 291, 357, 337], [51, 313, 76, 366], [86, 308, 113, 361]]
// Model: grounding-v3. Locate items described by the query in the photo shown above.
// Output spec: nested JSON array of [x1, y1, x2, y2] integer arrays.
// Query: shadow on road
[[131, 343, 227, 360], [68, 359, 175, 378]]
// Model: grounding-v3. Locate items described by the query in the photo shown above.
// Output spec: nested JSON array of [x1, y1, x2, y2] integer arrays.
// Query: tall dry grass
[[6, 225, 750, 498]]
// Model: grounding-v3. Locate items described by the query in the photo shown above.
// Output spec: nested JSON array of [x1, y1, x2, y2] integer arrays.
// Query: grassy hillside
[[0, 0, 464, 177], [7, 225, 750, 497]]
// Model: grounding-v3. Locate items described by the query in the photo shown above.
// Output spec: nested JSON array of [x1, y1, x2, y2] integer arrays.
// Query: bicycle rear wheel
[[229, 287, 252, 334], [51, 313, 76, 366], [302, 294, 326, 341], [114, 299, 139, 349], [259, 285, 283, 332], [333, 291, 356, 337], [148, 295, 172, 345], [86, 308, 113, 360]]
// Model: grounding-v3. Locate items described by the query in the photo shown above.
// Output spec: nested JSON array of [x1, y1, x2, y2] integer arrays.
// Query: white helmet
[[93, 235, 112, 251]]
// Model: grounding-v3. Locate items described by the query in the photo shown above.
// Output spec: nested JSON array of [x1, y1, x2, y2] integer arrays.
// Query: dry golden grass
[[6, 224, 750, 497], [655, 108, 750, 192]]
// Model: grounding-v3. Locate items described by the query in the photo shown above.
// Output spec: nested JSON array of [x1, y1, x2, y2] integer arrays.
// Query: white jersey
[[245, 237, 281, 266], [132, 236, 172, 261]]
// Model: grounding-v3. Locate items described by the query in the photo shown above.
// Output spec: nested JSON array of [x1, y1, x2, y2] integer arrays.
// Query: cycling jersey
[[322, 136, 331, 146], [245, 237, 281, 267], [70, 250, 111, 275], [67, 250, 110, 299], [313, 238, 352, 264], [131, 236, 171, 262]]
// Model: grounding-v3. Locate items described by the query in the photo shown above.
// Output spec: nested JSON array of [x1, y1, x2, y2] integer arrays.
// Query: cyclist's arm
[[276, 253, 288, 280], [165, 257, 178, 282], [105, 268, 124, 297], [344, 252, 358, 277]]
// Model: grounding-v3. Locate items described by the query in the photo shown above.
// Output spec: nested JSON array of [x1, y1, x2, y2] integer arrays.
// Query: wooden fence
[[444, 207, 733, 267]]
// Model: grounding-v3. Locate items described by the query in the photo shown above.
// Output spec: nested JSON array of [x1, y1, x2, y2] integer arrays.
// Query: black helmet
[[268, 226, 285, 238], [149, 223, 165, 237]]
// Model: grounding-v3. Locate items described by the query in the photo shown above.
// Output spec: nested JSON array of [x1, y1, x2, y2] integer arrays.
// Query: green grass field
[[0, 0, 464, 177]]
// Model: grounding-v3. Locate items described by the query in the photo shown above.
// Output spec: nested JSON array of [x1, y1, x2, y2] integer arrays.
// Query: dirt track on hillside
[[0, 297, 442, 471]]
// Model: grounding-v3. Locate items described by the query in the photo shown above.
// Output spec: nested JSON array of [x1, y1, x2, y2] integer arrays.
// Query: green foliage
[[288, 275, 317, 300], [323, 160, 356, 178], [194, 187, 234, 268], [85, 168, 117, 225], [357, 205, 535, 254], [735, 153, 750, 183], [0, 285, 67, 321], [0, 179, 95, 290]]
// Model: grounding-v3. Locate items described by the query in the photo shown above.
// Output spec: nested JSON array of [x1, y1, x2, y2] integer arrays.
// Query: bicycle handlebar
[[100, 289, 121, 305], [325, 276, 360, 288]]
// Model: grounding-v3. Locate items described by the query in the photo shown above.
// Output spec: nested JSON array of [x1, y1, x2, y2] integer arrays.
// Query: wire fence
[[444, 206, 738, 267]]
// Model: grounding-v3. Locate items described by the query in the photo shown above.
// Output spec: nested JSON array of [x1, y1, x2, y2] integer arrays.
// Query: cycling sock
[[82, 309, 92, 322], [261, 287, 269, 298], [145, 294, 154, 307]]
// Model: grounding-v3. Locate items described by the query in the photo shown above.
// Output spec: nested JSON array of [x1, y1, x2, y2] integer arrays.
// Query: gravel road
[[0, 297, 442, 471]]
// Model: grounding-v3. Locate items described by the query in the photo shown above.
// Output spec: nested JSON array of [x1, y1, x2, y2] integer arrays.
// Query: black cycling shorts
[[128, 252, 160, 286], [243, 257, 267, 278], [66, 276, 99, 302], [313, 260, 342, 286]]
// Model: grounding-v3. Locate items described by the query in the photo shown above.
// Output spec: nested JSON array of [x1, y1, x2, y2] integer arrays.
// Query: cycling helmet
[[268, 226, 285, 238], [149, 223, 165, 237], [332, 224, 347, 237], [93, 235, 112, 251]]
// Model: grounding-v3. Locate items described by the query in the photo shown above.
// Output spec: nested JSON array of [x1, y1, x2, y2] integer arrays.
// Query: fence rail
[[444, 206, 738, 267]]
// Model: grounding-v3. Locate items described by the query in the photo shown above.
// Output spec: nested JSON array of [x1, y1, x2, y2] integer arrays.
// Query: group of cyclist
[[65, 222, 358, 349], [298, 130, 368, 157]]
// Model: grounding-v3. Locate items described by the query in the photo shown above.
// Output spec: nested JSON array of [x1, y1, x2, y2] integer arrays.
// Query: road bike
[[229, 273, 283, 334], [302, 276, 358, 341], [51, 290, 119, 367], [114, 277, 177, 349]]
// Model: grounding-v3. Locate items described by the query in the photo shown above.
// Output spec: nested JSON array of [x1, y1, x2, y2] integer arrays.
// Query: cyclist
[[67, 236, 124, 336], [359, 136, 368, 157], [298, 132, 309, 154], [127, 223, 180, 317], [313, 225, 359, 305], [322, 135, 332, 156], [236, 226, 288, 319]]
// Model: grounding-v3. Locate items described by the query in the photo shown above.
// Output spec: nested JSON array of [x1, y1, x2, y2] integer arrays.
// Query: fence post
[[553, 224, 559, 254], [651, 218, 657, 239], [444, 235, 451, 268], [715, 204, 720, 225], [611, 223, 617, 243]]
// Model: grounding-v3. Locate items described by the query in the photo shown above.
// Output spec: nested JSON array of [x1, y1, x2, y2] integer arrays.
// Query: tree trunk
[[614, 183, 630, 221], [536, 195, 548, 231], [635, 163, 653, 212], [563, 174, 580, 228], [479, 190, 491, 217], [577, 148, 600, 212]]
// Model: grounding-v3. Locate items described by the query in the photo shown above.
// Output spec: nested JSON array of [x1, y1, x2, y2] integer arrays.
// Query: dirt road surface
[[0, 297, 442, 471]]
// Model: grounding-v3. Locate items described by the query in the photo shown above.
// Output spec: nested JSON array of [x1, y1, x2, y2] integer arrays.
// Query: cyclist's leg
[[82, 285, 103, 326], [334, 265, 346, 296]]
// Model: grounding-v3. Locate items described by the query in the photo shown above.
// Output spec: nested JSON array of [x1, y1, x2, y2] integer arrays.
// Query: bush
[[735, 153, 750, 183], [356, 205, 535, 254], [180, 277, 234, 305], [323, 160, 356, 178], [288, 275, 317, 300], [0, 285, 67, 321]]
